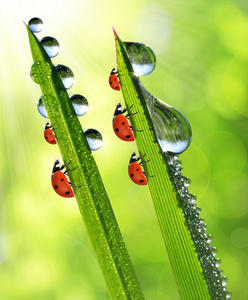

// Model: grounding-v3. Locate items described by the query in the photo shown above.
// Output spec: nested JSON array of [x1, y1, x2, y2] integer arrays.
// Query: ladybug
[[51, 159, 82, 198], [113, 103, 138, 141], [44, 122, 57, 144], [109, 68, 120, 90], [128, 152, 149, 185]]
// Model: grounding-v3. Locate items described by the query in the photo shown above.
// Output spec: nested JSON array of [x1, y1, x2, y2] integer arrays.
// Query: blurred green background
[[0, 0, 247, 299]]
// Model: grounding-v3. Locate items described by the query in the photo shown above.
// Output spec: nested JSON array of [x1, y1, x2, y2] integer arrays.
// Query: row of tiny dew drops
[[166, 153, 231, 300], [28, 17, 103, 151]]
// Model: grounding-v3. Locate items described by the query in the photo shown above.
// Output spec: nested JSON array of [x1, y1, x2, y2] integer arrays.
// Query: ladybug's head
[[114, 103, 122, 116], [110, 68, 116, 75], [129, 152, 137, 164], [52, 159, 60, 173], [45, 122, 50, 130]]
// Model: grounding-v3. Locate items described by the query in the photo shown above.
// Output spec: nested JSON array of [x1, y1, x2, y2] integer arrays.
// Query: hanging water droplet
[[70, 94, 89, 116], [123, 42, 156, 76], [211, 247, 218, 256], [136, 78, 192, 154], [84, 129, 103, 151], [40, 36, 60, 58], [221, 276, 228, 286], [215, 258, 221, 268], [30, 61, 52, 84], [28, 17, 43, 33], [55, 64, 74, 89], [182, 176, 191, 187], [226, 291, 232, 299], [37, 96, 48, 118]]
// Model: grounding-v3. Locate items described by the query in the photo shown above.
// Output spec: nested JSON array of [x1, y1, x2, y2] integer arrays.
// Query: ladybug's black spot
[[45, 137, 48, 139], [115, 128, 119, 132], [136, 168, 139, 171], [55, 185, 58, 189], [52, 141, 55, 143], [139, 180, 144, 183], [122, 122, 125, 125], [115, 86, 118, 89], [110, 81, 112, 84], [131, 174, 134, 177], [49, 132, 52, 135], [126, 135, 131, 139], [114, 78, 116, 81], [61, 178, 64, 181], [65, 191, 70, 195]]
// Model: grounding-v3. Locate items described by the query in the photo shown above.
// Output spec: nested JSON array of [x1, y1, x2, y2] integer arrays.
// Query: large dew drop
[[55, 64, 74, 90], [37, 96, 48, 118], [84, 129, 103, 151], [28, 17, 43, 33], [40, 36, 60, 58], [124, 42, 156, 76], [70, 94, 89, 116], [136, 78, 192, 154]]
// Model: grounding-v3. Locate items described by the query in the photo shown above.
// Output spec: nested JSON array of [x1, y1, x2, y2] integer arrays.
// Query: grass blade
[[114, 29, 213, 299], [26, 24, 145, 299]]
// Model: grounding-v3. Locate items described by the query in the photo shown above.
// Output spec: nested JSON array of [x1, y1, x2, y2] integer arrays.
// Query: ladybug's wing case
[[128, 162, 147, 185], [51, 171, 74, 197], [44, 129, 57, 144], [109, 74, 120, 90], [113, 115, 134, 141]]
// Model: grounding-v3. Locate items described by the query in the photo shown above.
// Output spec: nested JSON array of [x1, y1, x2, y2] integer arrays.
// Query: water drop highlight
[[70, 94, 89, 116], [55, 64, 74, 90], [40, 36, 60, 58], [124, 42, 156, 76], [28, 17, 43, 33], [84, 129, 103, 151]]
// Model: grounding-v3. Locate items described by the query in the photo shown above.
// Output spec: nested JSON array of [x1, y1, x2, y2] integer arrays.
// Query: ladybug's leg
[[64, 167, 77, 175], [130, 126, 143, 132], [68, 181, 83, 188], [143, 172, 155, 177]]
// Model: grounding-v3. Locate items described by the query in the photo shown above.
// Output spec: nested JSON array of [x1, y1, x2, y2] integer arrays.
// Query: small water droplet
[[30, 61, 52, 84], [37, 96, 48, 118], [28, 17, 43, 33], [221, 276, 228, 286], [40, 36, 60, 58], [84, 129, 103, 151], [211, 247, 218, 256], [182, 176, 191, 187], [70, 94, 89, 116], [137, 79, 192, 154], [123, 42, 156, 76], [226, 291, 232, 299], [55, 64, 74, 89]]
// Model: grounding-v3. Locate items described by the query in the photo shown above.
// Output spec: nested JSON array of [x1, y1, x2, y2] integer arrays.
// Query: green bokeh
[[0, 0, 247, 299]]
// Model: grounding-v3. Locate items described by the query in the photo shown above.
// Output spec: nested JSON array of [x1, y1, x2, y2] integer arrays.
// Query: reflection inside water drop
[[124, 42, 156, 76], [136, 78, 192, 154], [37, 96, 48, 118], [28, 17, 43, 33], [84, 129, 103, 151], [40, 36, 60, 58], [70, 94, 89, 116], [55, 64, 74, 90]]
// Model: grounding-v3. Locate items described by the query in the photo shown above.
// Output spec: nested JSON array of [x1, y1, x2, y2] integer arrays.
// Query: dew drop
[[215, 258, 221, 268], [221, 276, 228, 286], [55, 64, 74, 89], [84, 129, 103, 151], [37, 96, 48, 118], [226, 291, 232, 299], [123, 42, 156, 76], [40, 36, 60, 58], [28, 17, 43, 33], [182, 176, 191, 187], [70, 94, 89, 116], [136, 78, 192, 154], [211, 247, 218, 256]]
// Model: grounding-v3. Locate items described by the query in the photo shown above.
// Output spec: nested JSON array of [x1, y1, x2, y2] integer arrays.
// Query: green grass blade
[[114, 30, 213, 299], [26, 24, 145, 300]]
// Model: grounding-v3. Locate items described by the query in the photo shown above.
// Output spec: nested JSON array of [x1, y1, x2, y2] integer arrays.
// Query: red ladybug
[[109, 68, 120, 90], [44, 122, 57, 144], [113, 103, 138, 141], [128, 152, 148, 185], [51, 160, 81, 198]]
